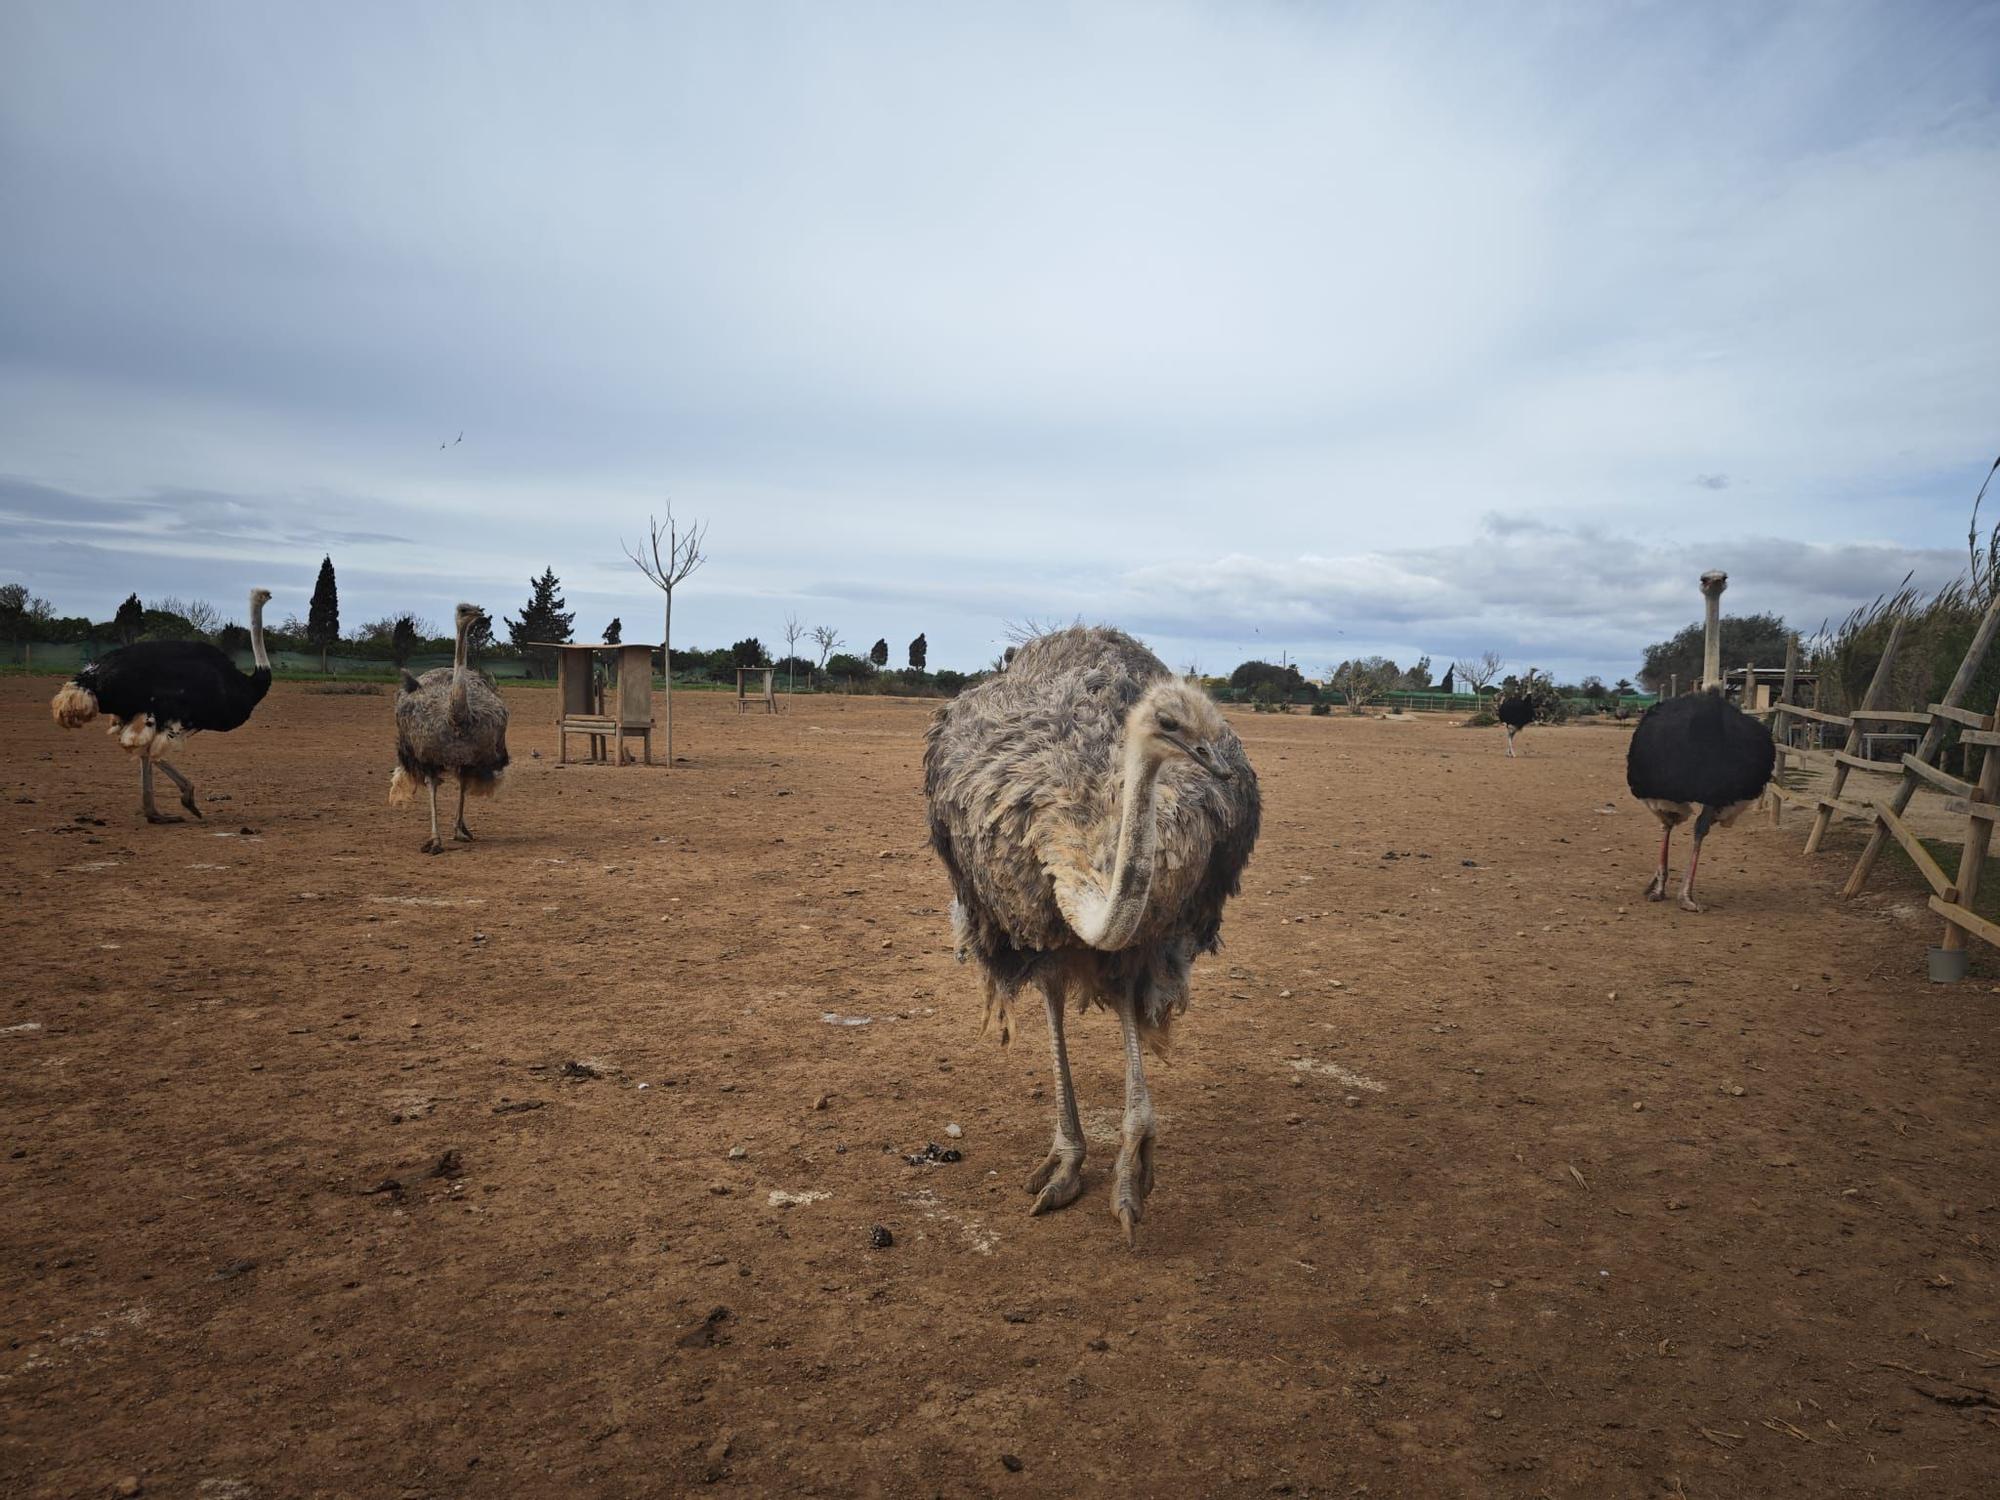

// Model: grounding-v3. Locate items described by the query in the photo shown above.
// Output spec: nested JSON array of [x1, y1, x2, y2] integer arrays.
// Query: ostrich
[[924, 626, 1261, 1244], [1625, 571, 1775, 911], [1496, 692, 1535, 755], [49, 588, 274, 823], [390, 603, 510, 854]]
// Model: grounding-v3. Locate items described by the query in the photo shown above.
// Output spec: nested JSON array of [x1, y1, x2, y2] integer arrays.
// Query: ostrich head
[[454, 602, 486, 634], [1130, 680, 1235, 780], [249, 588, 273, 609]]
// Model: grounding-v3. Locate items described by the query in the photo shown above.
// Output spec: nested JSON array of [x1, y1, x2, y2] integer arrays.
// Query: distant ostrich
[[390, 603, 510, 854], [50, 588, 274, 823], [924, 626, 1261, 1244], [1626, 571, 1775, 911], [1496, 692, 1535, 756]]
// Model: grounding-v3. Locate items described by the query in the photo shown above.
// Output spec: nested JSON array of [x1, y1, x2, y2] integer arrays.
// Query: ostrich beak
[[1188, 742, 1234, 781]]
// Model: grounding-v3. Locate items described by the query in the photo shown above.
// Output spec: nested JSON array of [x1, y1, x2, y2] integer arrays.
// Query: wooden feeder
[[736, 665, 777, 714], [534, 642, 657, 764]]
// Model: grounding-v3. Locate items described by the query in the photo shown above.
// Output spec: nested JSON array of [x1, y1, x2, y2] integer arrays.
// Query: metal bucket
[[1928, 945, 1970, 984]]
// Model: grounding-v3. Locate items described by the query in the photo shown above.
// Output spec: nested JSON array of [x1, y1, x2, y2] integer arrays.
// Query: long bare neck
[[1057, 731, 1165, 950], [450, 620, 471, 719], [1701, 592, 1722, 690], [248, 596, 270, 672]]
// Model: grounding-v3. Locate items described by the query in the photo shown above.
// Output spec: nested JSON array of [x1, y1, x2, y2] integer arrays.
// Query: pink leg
[[1645, 824, 1672, 900], [1678, 836, 1704, 912]]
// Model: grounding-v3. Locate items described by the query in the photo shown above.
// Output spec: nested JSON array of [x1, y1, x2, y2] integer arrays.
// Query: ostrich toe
[[453, 824, 474, 842], [421, 837, 445, 855], [1112, 1136, 1154, 1246], [1025, 1151, 1085, 1215], [1678, 895, 1705, 913], [145, 811, 185, 825]]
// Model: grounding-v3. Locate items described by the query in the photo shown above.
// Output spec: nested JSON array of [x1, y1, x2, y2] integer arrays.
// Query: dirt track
[[4, 679, 1998, 1498]]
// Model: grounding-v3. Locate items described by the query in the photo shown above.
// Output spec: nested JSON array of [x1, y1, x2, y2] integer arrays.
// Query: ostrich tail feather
[[50, 682, 98, 728], [388, 766, 416, 805]]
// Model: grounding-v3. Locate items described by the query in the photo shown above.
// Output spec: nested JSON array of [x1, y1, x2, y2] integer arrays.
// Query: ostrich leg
[[1504, 727, 1516, 758], [154, 760, 203, 819], [1025, 981, 1086, 1215], [1112, 995, 1157, 1246], [1678, 825, 1709, 912], [1645, 823, 1673, 901], [141, 760, 183, 824], [452, 778, 473, 841], [421, 779, 444, 855]]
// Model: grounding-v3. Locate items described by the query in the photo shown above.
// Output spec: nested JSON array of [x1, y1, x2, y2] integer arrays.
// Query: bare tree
[[809, 624, 843, 673], [1454, 651, 1504, 701], [622, 507, 708, 768], [154, 596, 223, 638], [782, 612, 806, 695]]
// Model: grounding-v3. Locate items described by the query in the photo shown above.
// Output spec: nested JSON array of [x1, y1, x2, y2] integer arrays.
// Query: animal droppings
[[905, 1142, 963, 1166], [820, 1012, 873, 1027], [945, 1123, 963, 1139], [869, 1224, 894, 1248], [1000, 1454, 1024, 1473], [767, 1189, 829, 1208]]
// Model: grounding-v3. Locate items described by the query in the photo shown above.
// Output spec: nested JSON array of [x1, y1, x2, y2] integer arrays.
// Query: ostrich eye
[[1157, 714, 1181, 734]]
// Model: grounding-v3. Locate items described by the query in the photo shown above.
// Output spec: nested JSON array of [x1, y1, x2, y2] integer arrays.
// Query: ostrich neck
[[1702, 592, 1723, 690], [450, 620, 471, 719], [1062, 734, 1165, 950], [248, 596, 270, 672]]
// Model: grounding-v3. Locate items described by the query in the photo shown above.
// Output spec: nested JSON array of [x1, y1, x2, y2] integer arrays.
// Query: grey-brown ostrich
[[390, 603, 509, 853], [924, 626, 1261, 1244]]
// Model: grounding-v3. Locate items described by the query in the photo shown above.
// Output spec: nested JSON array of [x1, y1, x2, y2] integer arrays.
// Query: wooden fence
[[1761, 594, 2000, 969]]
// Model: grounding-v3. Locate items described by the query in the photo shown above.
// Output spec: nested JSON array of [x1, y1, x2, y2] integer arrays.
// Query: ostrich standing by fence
[[50, 588, 274, 823], [924, 626, 1261, 1244], [1626, 571, 1775, 911], [391, 603, 509, 854]]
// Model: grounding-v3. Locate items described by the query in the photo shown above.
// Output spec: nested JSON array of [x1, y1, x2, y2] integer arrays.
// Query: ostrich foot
[[1112, 1135, 1155, 1247], [1644, 872, 1669, 901], [145, 811, 185, 825], [1678, 894, 1704, 913], [1025, 1151, 1085, 1215], [420, 837, 446, 855], [179, 793, 203, 819], [452, 824, 474, 842]]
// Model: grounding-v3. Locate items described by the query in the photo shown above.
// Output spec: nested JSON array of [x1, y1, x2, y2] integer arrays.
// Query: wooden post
[[1941, 743, 2000, 952], [1845, 593, 2000, 894], [1807, 616, 1907, 855], [1770, 635, 1800, 825]]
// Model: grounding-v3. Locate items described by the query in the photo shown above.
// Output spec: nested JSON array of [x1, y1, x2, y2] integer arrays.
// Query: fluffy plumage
[[1626, 690, 1774, 811], [1495, 694, 1534, 731], [925, 626, 1260, 1045]]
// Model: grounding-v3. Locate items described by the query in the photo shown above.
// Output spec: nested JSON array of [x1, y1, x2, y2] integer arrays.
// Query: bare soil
[[3, 681, 1997, 1498]]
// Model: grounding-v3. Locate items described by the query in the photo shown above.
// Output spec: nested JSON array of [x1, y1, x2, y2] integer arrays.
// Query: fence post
[[1806, 615, 1907, 856], [1844, 593, 2000, 893]]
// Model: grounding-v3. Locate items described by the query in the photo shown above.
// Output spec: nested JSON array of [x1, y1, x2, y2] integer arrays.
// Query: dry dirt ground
[[4, 680, 1998, 1499]]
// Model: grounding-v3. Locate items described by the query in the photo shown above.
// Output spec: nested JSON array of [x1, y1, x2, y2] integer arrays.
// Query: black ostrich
[[49, 588, 274, 823], [1624, 571, 1774, 911], [1495, 692, 1535, 756]]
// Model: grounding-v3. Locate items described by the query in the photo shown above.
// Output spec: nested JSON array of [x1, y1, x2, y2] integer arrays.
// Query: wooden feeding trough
[[534, 642, 657, 765]]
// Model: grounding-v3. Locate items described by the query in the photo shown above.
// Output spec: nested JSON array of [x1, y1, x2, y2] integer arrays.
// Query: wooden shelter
[[736, 666, 777, 714], [534, 642, 657, 765]]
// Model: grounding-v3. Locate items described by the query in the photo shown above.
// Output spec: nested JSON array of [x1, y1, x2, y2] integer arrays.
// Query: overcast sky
[[3, 1, 1997, 680]]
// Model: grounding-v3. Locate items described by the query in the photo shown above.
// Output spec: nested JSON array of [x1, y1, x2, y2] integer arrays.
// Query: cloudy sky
[[3, 1, 1996, 680]]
